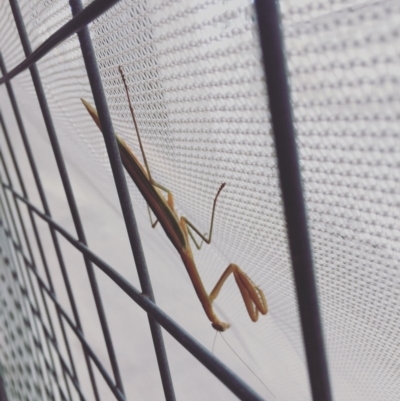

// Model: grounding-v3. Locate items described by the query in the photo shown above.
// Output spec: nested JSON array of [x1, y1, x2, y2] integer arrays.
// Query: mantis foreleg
[[209, 264, 268, 322]]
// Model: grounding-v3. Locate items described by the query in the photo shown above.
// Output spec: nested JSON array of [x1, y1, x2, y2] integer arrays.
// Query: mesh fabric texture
[[0, 0, 398, 400]]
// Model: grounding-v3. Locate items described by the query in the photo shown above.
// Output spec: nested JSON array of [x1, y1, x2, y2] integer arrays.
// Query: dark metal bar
[[0, 0, 121, 85], [68, 0, 177, 399], [6, 0, 124, 395], [254, 1, 332, 401], [1, 185, 265, 401]]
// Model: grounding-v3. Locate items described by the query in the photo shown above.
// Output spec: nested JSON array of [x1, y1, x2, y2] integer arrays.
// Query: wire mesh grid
[[2, 0, 397, 401], [0, 0, 328, 400]]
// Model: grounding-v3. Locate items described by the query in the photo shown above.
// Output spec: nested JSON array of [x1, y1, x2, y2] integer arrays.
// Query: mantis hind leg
[[209, 264, 268, 322]]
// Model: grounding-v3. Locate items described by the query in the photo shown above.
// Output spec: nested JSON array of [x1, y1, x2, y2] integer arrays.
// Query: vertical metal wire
[[255, 1, 333, 401], [67, 0, 177, 399]]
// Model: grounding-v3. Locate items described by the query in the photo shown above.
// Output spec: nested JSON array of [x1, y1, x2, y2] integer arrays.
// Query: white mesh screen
[[0, 0, 398, 400]]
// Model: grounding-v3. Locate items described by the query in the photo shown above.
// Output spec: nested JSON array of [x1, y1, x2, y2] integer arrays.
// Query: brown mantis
[[81, 66, 267, 331]]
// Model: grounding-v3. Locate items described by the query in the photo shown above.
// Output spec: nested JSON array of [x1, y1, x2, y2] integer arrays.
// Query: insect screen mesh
[[0, 0, 398, 400]]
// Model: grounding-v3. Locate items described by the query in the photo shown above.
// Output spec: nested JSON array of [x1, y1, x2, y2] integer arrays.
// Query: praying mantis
[[81, 67, 267, 331]]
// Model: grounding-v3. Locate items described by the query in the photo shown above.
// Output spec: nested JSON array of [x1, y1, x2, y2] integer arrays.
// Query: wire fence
[[0, 1, 332, 400]]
